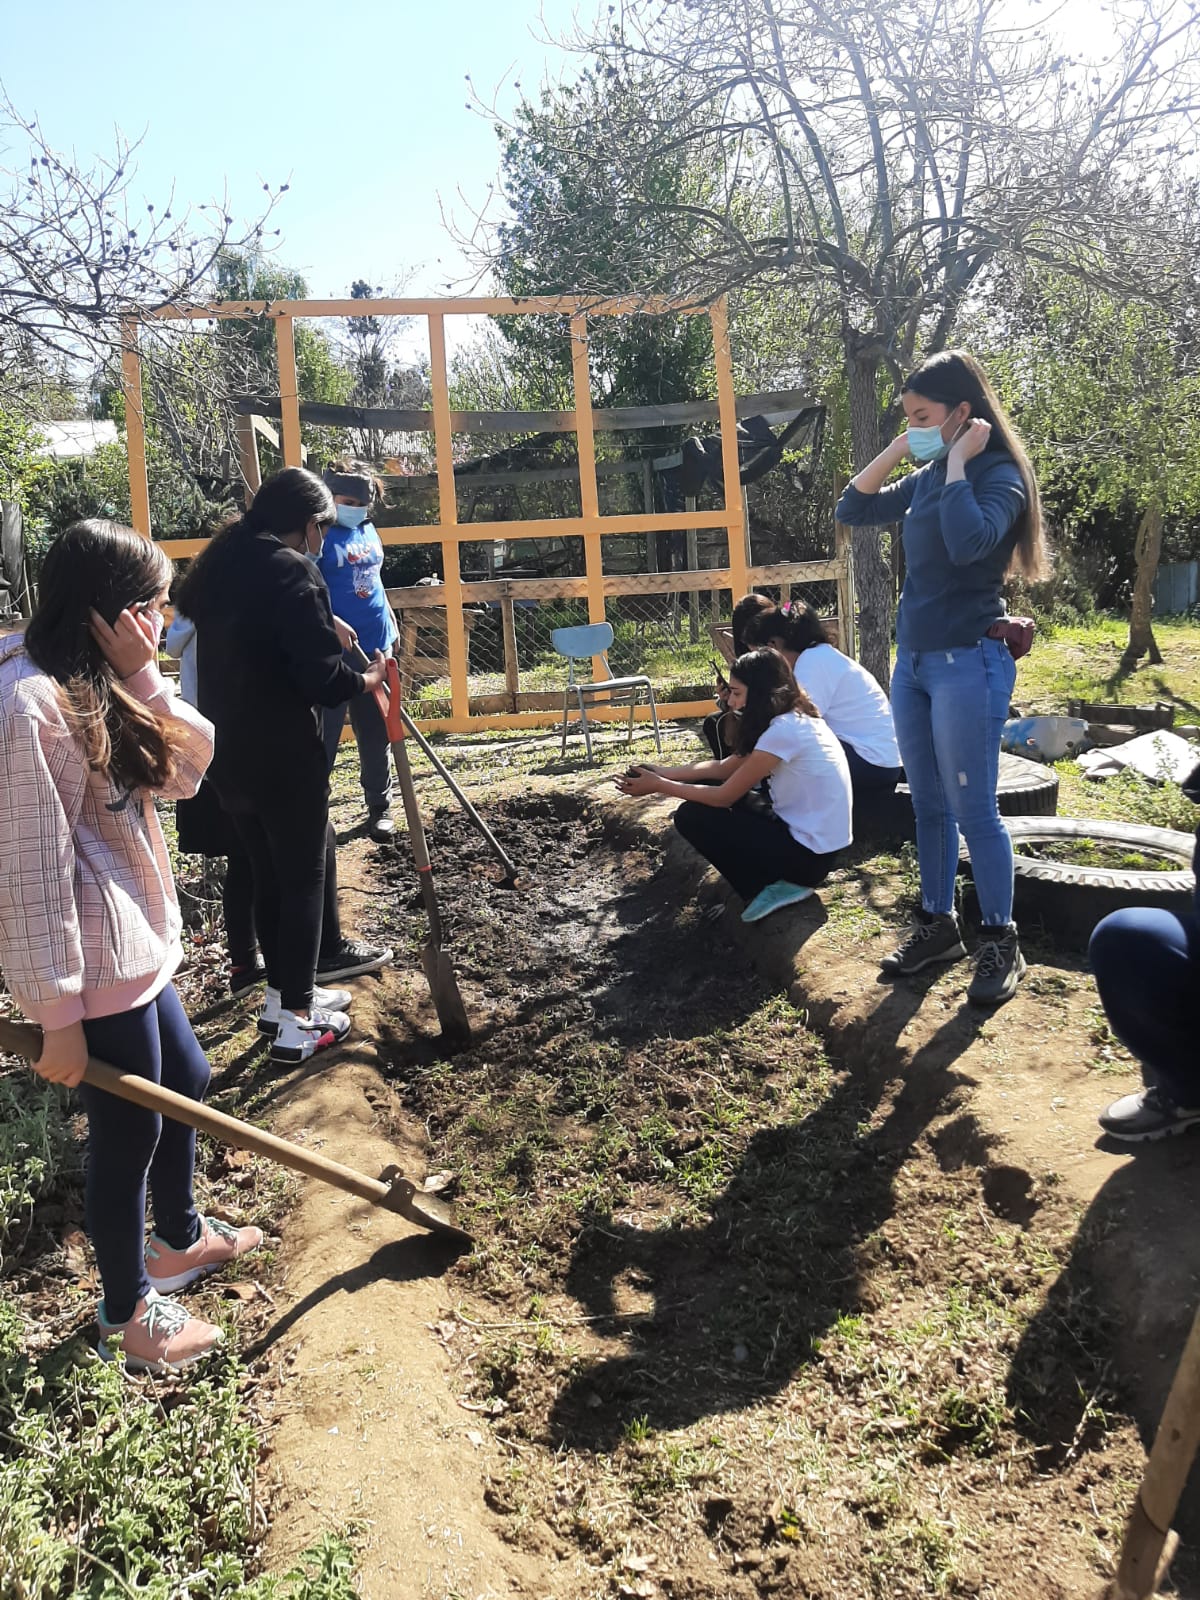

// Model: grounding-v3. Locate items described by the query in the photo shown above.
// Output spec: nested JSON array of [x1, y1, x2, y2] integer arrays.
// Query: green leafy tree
[[474, 0, 1199, 686], [991, 267, 1200, 666]]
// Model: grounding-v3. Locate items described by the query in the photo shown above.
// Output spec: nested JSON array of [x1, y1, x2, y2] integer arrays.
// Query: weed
[[0, 1070, 74, 1258]]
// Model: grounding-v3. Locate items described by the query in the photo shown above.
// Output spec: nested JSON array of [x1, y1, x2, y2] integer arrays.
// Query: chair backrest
[[552, 622, 616, 685]]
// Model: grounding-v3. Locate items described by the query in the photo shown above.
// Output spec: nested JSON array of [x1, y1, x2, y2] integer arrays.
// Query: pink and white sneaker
[[98, 1290, 223, 1373], [145, 1215, 265, 1294]]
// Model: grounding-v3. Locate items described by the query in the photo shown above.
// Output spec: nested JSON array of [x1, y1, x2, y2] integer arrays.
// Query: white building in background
[[34, 420, 120, 460]]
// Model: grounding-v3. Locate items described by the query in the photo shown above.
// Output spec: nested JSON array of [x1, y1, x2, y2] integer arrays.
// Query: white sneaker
[[257, 983, 352, 1038], [268, 1007, 351, 1065]]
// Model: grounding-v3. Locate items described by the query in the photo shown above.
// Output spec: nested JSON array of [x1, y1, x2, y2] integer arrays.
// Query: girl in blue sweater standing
[[836, 351, 1046, 1005], [319, 463, 399, 842]]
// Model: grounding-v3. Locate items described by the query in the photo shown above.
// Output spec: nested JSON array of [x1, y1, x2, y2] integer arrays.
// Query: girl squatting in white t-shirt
[[616, 649, 852, 923], [744, 602, 904, 791]]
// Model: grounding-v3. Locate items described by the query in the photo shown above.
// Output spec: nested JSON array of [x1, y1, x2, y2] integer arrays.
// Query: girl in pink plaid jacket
[[0, 521, 263, 1372]]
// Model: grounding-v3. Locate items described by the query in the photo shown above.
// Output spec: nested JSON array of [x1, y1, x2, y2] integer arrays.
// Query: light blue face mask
[[334, 503, 370, 528], [906, 423, 951, 462]]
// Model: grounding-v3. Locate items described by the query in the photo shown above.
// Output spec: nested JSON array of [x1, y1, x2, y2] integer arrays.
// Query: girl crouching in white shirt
[[616, 648, 852, 922]]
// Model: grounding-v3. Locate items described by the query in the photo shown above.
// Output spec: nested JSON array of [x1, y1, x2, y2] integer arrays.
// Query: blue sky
[[1, 0, 592, 302]]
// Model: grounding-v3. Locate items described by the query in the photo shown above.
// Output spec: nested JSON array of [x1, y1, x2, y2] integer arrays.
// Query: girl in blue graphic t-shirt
[[318, 462, 400, 841]]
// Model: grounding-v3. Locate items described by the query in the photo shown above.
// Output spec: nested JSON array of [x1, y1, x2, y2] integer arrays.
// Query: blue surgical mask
[[334, 503, 370, 528], [906, 424, 950, 462]]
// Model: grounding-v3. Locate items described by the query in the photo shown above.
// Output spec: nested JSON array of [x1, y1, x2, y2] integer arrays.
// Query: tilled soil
[[342, 789, 1159, 1600]]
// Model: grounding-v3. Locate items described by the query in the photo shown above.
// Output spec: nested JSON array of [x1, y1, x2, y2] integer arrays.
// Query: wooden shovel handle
[[0, 1016, 390, 1208], [1111, 1297, 1200, 1598]]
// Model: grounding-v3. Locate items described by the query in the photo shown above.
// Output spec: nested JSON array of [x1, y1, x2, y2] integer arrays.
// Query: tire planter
[[854, 752, 1059, 844], [963, 816, 1197, 949]]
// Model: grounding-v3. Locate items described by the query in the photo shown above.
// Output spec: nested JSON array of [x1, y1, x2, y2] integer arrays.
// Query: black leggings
[[839, 739, 904, 791], [674, 800, 841, 902], [222, 845, 257, 970], [231, 803, 342, 1012]]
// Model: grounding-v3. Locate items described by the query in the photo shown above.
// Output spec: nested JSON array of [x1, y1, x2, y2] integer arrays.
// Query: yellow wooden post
[[710, 298, 748, 599], [428, 313, 469, 721], [121, 319, 151, 538], [569, 314, 606, 677], [275, 315, 302, 468]]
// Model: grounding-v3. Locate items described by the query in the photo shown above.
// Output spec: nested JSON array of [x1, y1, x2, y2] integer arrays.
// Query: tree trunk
[[846, 352, 894, 691], [1122, 502, 1165, 669]]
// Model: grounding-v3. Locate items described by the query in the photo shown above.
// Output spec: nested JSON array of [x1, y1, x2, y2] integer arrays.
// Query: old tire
[[964, 816, 1196, 948], [854, 752, 1059, 844]]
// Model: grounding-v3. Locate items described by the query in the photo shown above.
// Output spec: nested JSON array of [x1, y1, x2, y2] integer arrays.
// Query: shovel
[[348, 644, 519, 886], [1100, 1297, 1200, 1598], [0, 1017, 470, 1242], [367, 655, 472, 1049]]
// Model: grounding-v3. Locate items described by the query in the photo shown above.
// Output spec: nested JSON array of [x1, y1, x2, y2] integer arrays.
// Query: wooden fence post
[[685, 496, 701, 644], [500, 586, 520, 712], [275, 316, 302, 468], [570, 314, 606, 679], [427, 313, 469, 723], [711, 298, 748, 600]]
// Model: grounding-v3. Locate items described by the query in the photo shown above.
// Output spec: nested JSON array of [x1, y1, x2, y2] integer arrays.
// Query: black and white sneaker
[[368, 810, 396, 843], [257, 984, 352, 1039], [316, 940, 393, 983], [1099, 1084, 1200, 1143], [228, 958, 267, 1001], [268, 1007, 351, 1065]]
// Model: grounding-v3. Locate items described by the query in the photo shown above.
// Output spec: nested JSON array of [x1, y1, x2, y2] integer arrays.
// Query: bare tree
[[0, 91, 282, 378], [471, 0, 1200, 686]]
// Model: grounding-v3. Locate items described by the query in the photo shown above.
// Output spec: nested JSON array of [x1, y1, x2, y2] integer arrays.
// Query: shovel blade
[[421, 942, 471, 1048]]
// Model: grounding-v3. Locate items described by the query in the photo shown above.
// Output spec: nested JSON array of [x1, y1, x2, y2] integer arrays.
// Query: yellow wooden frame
[[122, 294, 761, 733]]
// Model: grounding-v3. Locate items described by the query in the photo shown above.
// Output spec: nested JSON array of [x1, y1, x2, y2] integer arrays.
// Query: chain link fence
[[392, 572, 843, 720]]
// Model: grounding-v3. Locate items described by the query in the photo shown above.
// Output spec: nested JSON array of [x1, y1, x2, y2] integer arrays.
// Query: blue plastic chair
[[551, 621, 663, 764]]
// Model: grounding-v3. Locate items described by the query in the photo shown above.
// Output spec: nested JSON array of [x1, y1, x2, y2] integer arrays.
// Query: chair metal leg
[[560, 690, 570, 758], [648, 686, 663, 754], [627, 696, 635, 747], [578, 688, 594, 763]]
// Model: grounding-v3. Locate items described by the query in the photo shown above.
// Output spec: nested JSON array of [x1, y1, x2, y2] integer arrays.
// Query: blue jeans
[[80, 985, 210, 1324], [891, 637, 1016, 926], [1090, 908, 1200, 1106], [323, 678, 393, 814]]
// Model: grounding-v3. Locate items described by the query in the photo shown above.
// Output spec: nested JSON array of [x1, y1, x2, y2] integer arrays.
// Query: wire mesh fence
[[391, 571, 843, 720]]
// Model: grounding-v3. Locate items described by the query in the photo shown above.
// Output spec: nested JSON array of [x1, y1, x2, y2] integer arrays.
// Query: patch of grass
[[1017, 617, 1200, 718], [1053, 760, 1199, 832], [0, 1070, 74, 1258]]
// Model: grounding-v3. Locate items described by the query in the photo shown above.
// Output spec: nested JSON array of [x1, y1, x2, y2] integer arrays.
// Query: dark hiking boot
[[967, 924, 1026, 1006], [880, 912, 967, 977]]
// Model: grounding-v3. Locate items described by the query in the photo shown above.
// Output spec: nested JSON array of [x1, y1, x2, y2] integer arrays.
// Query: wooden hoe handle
[[0, 1016, 391, 1208]]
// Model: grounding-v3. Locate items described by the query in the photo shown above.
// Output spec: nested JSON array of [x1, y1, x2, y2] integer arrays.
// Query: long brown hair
[[902, 349, 1047, 581], [730, 648, 817, 756], [24, 520, 180, 792]]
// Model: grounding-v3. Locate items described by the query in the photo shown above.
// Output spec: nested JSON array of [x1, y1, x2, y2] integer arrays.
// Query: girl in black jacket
[[177, 468, 390, 1064]]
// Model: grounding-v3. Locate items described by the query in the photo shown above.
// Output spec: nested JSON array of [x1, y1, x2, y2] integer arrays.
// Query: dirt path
[[253, 917, 547, 1596]]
